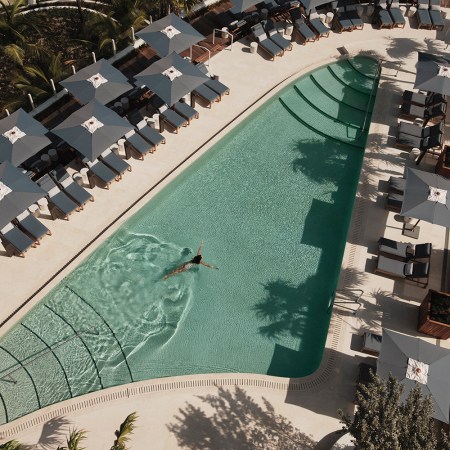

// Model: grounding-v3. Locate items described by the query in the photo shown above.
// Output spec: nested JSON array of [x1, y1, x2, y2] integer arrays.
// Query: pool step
[[327, 65, 375, 96], [295, 77, 368, 128], [279, 92, 367, 148], [346, 56, 380, 80], [310, 69, 373, 112]]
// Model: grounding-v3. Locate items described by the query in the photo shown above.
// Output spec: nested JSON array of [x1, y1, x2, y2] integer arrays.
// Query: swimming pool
[[0, 56, 379, 424]]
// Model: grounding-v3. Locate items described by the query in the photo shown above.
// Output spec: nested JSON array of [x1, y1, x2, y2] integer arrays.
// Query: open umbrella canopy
[[60, 59, 133, 105], [0, 108, 51, 166], [134, 52, 209, 106], [230, 0, 260, 12], [414, 52, 450, 96], [300, 0, 330, 13], [377, 328, 450, 423], [52, 99, 134, 162], [136, 13, 204, 57], [0, 161, 46, 230], [400, 168, 450, 228]]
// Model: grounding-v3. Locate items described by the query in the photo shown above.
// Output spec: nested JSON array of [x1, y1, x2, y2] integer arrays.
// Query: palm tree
[[56, 428, 87, 450], [0, 441, 23, 450], [111, 412, 138, 450]]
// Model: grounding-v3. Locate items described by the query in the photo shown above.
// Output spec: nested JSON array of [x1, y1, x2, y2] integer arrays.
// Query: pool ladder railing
[[328, 288, 363, 315]]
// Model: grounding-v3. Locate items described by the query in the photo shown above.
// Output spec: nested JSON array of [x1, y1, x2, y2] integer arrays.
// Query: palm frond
[[2, 43, 25, 65], [112, 412, 138, 450], [0, 440, 23, 450], [66, 428, 87, 450]]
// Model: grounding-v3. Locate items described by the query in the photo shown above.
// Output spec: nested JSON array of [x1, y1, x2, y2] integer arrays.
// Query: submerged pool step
[[279, 92, 367, 148], [346, 56, 380, 80], [327, 64, 376, 96], [295, 78, 368, 128], [310, 69, 373, 112]]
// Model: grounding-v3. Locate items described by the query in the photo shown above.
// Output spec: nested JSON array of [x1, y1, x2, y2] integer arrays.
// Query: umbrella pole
[[411, 219, 421, 230]]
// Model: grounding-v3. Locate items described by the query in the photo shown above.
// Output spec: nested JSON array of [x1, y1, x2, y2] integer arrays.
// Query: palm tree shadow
[[36, 415, 72, 450], [167, 386, 317, 450]]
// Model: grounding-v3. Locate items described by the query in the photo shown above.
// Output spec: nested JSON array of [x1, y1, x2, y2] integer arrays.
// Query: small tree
[[56, 428, 87, 450], [339, 372, 450, 450], [0, 441, 23, 450], [111, 412, 138, 450]]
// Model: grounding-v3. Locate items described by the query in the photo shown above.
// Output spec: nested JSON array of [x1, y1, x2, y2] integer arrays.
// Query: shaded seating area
[[375, 255, 430, 287], [263, 19, 294, 51], [429, 0, 445, 30], [333, 6, 354, 32], [402, 90, 446, 107], [158, 106, 189, 133], [250, 23, 285, 60], [385, 192, 404, 212], [395, 131, 443, 152], [0, 222, 37, 257], [387, 0, 406, 28], [397, 121, 443, 138], [83, 159, 120, 190], [124, 130, 155, 160], [173, 102, 199, 124], [14, 210, 51, 244], [399, 102, 446, 124], [306, 12, 331, 39], [361, 332, 382, 356], [192, 84, 222, 107], [388, 175, 406, 194], [416, 0, 433, 29], [378, 237, 432, 261], [135, 119, 166, 148], [99, 148, 132, 178]]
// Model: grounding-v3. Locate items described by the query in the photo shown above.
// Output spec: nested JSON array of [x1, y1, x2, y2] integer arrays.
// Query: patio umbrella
[[52, 99, 134, 162], [400, 167, 450, 229], [414, 52, 450, 96], [0, 161, 46, 230], [0, 108, 51, 166], [230, 0, 260, 12], [136, 13, 204, 57], [300, 0, 329, 13], [377, 328, 450, 423], [60, 59, 133, 106], [134, 52, 209, 106]]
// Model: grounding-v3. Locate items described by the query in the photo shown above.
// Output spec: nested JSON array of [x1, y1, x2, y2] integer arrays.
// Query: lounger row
[[416, 0, 444, 30], [375, 255, 430, 287], [402, 90, 446, 107], [373, 0, 405, 29], [399, 101, 446, 124], [378, 237, 432, 261], [333, 4, 364, 33], [290, 9, 330, 43], [250, 22, 292, 61]]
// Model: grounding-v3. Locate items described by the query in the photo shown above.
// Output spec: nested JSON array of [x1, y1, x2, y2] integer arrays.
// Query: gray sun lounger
[[125, 130, 154, 159], [385, 192, 403, 212], [388, 176, 406, 194], [361, 332, 382, 356], [402, 91, 446, 107], [38, 174, 80, 220], [159, 107, 188, 133], [173, 101, 199, 124], [263, 19, 293, 51], [429, 7, 445, 30], [308, 13, 331, 38], [399, 102, 446, 123], [374, 7, 394, 28], [50, 164, 94, 208], [333, 7, 354, 32], [135, 120, 165, 148], [204, 79, 230, 99], [0, 222, 36, 257], [345, 4, 364, 29], [294, 19, 317, 43], [378, 237, 432, 261], [396, 132, 442, 151], [375, 255, 430, 287], [192, 84, 221, 107], [100, 148, 131, 178], [388, 3, 406, 28], [397, 121, 443, 138], [84, 158, 119, 190], [251, 24, 284, 61], [416, 7, 433, 29], [15, 210, 50, 244]]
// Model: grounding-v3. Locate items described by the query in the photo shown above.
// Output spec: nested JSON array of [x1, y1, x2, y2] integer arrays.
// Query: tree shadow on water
[[167, 386, 317, 450]]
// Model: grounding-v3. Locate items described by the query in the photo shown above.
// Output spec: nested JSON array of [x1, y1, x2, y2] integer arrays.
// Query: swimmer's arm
[[163, 264, 188, 280], [197, 240, 204, 256], [201, 261, 219, 270]]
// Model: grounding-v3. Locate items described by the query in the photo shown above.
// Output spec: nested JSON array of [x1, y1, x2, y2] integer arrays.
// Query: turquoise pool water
[[0, 56, 379, 424]]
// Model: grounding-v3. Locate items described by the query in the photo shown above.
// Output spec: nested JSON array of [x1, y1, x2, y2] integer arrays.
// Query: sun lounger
[[14, 209, 51, 244], [173, 101, 199, 124], [263, 19, 293, 51], [385, 192, 403, 212], [345, 4, 364, 29], [388, 1, 406, 28], [158, 106, 188, 133], [395, 132, 443, 151], [373, 5, 394, 28], [388, 176, 406, 194], [124, 130, 154, 160], [204, 79, 230, 99], [429, 0, 445, 30], [333, 7, 354, 32], [83, 158, 119, 190], [192, 84, 221, 107], [293, 18, 317, 43], [307, 12, 331, 38], [0, 222, 36, 257], [250, 24, 285, 61], [397, 121, 443, 138], [399, 102, 446, 124], [375, 255, 430, 287], [416, 4, 433, 29], [402, 91, 446, 107], [378, 237, 432, 261], [361, 332, 382, 356], [135, 120, 165, 148], [100, 148, 132, 178], [49, 164, 94, 208], [38, 174, 80, 220]]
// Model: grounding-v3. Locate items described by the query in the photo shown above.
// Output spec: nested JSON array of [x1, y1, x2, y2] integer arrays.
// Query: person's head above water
[[192, 255, 202, 264]]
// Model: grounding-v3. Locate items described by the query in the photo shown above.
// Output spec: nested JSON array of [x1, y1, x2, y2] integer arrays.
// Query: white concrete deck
[[1, 11, 450, 448]]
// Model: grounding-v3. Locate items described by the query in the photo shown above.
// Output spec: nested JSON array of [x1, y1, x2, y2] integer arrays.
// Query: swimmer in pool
[[163, 240, 218, 280]]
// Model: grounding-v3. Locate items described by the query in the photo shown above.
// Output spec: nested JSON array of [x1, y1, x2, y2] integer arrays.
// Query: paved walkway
[[1, 11, 450, 449]]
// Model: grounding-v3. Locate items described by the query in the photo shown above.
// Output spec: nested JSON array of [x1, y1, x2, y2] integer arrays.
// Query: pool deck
[[2, 11, 450, 448]]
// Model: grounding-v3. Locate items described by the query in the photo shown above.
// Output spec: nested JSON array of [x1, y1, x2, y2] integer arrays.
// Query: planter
[[418, 290, 450, 340]]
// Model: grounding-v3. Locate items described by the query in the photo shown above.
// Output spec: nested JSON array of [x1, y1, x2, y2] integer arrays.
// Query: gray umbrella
[[60, 59, 133, 105], [301, 0, 330, 13], [400, 168, 450, 228], [377, 328, 450, 423], [0, 161, 46, 230], [52, 99, 134, 162], [0, 108, 51, 166], [134, 52, 209, 106], [136, 13, 204, 57], [414, 52, 450, 96], [230, 0, 260, 12]]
